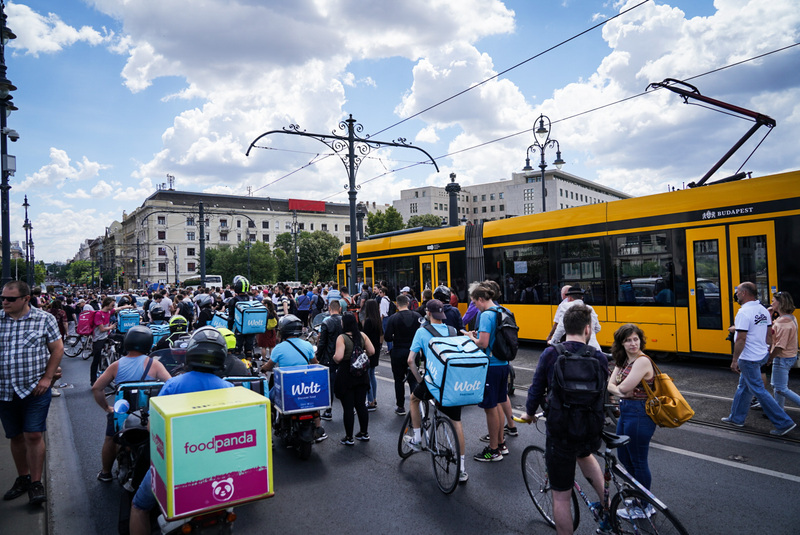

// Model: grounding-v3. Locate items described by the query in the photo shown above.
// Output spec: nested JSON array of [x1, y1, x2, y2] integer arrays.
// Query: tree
[[366, 206, 404, 235], [407, 214, 445, 228], [204, 241, 277, 286], [273, 231, 342, 283]]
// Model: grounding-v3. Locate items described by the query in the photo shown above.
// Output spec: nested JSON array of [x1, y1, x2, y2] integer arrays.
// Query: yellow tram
[[337, 170, 800, 358]]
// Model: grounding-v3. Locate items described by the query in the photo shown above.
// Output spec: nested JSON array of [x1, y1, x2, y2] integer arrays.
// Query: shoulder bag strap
[[140, 358, 154, 382], [286, 339, 310, 363]]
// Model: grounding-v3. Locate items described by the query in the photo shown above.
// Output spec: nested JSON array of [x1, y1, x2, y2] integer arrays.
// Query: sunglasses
[[1, 295, 27, 302]]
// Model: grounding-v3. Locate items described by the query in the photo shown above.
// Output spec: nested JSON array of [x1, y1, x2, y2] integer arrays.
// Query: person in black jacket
[[316, 300, 343, 421], [227, 276, 255, 358], [384, 294, 422, 415]]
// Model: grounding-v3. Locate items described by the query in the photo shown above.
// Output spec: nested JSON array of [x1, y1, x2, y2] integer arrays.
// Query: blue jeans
[[382, 317, 392, 351], [728, 356, 795, 430], [132, 469, 157, 511], [616, 399, 656, 490], [367, 367, 378, 404], [771, 356, 800, 409]]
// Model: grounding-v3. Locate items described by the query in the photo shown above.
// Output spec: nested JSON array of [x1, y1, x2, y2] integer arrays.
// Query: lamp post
[[522, 114, 565, 214], [445, 172, 461, 226], [0, 2, 16, 286], [22, 195, 30, 282]]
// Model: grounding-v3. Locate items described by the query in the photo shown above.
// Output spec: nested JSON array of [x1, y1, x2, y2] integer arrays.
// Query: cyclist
[[405, 299, 469, 484], [89, 297, 134, 386], [227, 276, 256, 359], [260, 316, 326, 442], [91, 326, 171, 483], [153, 315, 190, 351], [129, 327, 233, 535], [519, 304, 610, 535]]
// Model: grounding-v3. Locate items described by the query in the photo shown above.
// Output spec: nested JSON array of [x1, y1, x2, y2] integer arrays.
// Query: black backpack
[[490, 306, 519, 361], [545, 343, 606, 443], [383, 296, 397, 316], [179, 300, 194, 322]]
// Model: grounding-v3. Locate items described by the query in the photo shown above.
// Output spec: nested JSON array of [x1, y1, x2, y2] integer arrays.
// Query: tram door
[[362, 261, 374, 292], [337, 264, 347, 290], [686, 222, 777, 354], [420, 254, 450, 295]]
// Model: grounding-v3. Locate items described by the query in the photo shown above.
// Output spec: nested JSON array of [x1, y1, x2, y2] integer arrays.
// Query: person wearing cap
[[550, 285, 602, 350], [405, 298, 469, 484], [400, 286, 419, 311]]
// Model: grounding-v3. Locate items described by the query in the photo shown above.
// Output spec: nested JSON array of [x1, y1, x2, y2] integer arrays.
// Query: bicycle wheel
[[81, 338, 92, 360], [398, 413, 416, 459], [430, 416, 460, 495], [611, 489, 688, 535], [521, 445, 580, 530], [63, 336, 82, 358]]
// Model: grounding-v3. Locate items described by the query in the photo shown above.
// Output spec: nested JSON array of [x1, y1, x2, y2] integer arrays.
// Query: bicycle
[[520, 417, 688, 534], [98, 336, 120, 373], [63, 334, 92, 359], [397, 399, 461, 494]]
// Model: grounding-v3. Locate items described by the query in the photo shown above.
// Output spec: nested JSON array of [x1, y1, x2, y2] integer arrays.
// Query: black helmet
[[433, 285, 451, 301], [233, 276, 250, 294], [123, 326, 153, 355], [149, 306, 165, 322], [278, 314, 303, 339], [118, 296, 131, 307], [169, 314, 188, 333], [194, 293, 213, 308], [185, 326, 227, 372]]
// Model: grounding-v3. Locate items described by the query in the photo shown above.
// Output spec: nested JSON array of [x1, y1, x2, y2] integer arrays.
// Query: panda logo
[[211, 478, 234, 502]]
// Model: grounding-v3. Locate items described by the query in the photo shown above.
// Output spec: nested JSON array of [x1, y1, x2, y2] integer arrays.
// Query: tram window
[[737, 235, 769, 307], [558, 239, 605, 305], [613, 233, 674, 306], [694, 239, 722, 330], [484, 245, 550, 304]]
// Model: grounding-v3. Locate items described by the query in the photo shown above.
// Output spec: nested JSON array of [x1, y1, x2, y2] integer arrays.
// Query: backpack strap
[[423, 324, 456, 338], [140, 358, 154, 382], [286, 339, 310, 363]]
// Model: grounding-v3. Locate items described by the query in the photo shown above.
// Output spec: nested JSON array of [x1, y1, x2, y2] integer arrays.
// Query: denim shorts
[[0, 389, 53, 438], [132, 469, 158, 511], [478, 364, 509, 409]]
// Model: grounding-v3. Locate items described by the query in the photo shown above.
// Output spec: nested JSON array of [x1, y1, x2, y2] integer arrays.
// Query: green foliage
[[65, 260, 97, 286], [274, 231, 342, 283], [407, 214, 445, 228], [366, 206, 404, 235], [204, 241, 277, 286]]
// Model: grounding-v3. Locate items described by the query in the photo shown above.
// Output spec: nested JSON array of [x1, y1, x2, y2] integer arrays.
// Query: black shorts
[[544, 435, 600, 492], [412, 382, 461, 422]]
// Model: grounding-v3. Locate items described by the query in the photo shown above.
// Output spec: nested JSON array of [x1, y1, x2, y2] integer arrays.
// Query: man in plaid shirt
[[0, 281, 63, 505]]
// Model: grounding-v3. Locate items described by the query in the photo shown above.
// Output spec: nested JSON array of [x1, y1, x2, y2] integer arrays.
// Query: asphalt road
[[48, 344, 800, 534]]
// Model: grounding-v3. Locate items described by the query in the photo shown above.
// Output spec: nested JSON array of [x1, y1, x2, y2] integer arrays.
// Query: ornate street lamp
[[0, 2, 16, 286], [522, 114, 565, 214]]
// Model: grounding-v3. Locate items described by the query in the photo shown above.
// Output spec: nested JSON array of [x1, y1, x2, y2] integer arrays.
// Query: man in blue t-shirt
[[260, 315, 325, 442], [129, 327, 233, 535], [405, 299, 468, 484]]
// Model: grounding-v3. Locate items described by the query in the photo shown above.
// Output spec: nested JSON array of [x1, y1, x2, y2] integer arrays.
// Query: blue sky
[[4, 0, 800, 262]]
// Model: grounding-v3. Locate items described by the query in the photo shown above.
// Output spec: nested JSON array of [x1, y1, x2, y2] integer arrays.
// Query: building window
[[220, 234, 228, 242], [415, 191, 419, 198], [490, 205, 496, 212], [158, 263, 166, 272], [262, 234, 269, 242], [490, 193, 495, 200], [345, 225, 351, 232], [249, 234, 256, 242], [248, 220, 255, 228], [524, 188, 534, 201], [560, 188, 563, 197], [187, 262, 196, 272], [298, 222, 305, 230], [499, 192, 504, 199], [158, 247, 167, 256], [473, 207, 478, 214], [321, 223, 328, 231], [187, 248, 196, 256], [220, 219, 228, 228], [186, 231, 195, 241], [235, 220, 241, 228], [158, 230, 166, 240], [524, 203, 535, 215], [186, 217, 195, 226], [481, 194, 486, 201], [157, 216, 166, 225], [285, 222, 292, 231], [262, 221, 269, 229], [422, 191, 426, 197], [237, 233, 242, 242], [410, 202, 418, 214], [473, 195, 478, 202], [500, 205, 505, 211], [310, 223, 314, 231], [335, 224, 339, 232], [482, 206, 487, 213]]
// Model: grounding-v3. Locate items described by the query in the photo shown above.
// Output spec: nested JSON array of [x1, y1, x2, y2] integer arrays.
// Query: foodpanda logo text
[[184, 429, 257, 454]]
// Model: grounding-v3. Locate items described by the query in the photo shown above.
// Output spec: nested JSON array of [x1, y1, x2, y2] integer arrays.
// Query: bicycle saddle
[[601, 430, 630, 449]]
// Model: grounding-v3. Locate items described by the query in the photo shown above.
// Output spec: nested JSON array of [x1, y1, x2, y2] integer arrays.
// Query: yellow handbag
[[640, 357, 695, 428]]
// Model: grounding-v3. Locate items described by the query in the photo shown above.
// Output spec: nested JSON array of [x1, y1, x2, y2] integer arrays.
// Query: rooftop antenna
[[166, 174, 175, 190]]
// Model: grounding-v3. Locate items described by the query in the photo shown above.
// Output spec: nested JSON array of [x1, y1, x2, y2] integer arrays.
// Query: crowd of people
[[2, 274, 799, 533]]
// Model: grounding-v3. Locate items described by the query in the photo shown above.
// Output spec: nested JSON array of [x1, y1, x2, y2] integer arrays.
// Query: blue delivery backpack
[[423, 325, 489, 407], [148, 324, 170, 347], [117, 310, 141, 333], [234, 301, 267, 334], [210, 311, 228, 329]]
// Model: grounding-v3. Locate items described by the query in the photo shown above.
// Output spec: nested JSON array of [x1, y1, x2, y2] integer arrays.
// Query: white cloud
[[7, 3, 110, 56], [113, 177, 155, 202], [91, 180, 113, 197], [64, 189, 91, 199], [33, 207, 118, 261], [18, 148, 110, 190]]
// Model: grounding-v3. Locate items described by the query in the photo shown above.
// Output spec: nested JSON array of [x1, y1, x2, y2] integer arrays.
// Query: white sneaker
[[617, 501, 656, 520], [403, 435, 422, 452], [459, 471, 469, 483]]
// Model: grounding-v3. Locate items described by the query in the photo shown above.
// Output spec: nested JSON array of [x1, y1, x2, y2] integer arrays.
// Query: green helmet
[[217, 327, 237, 350], [169, 314, 188, 333], [233, 276, 250, 294]]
